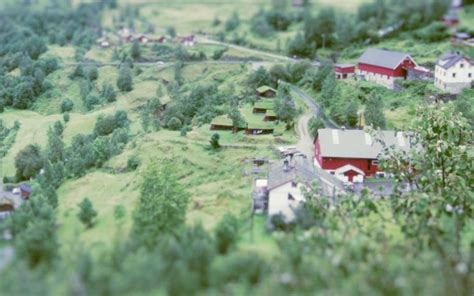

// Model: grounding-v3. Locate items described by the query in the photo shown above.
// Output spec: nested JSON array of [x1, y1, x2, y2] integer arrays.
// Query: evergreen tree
[[15, 144, 44, 180], [274, 84, 297, 129], [131, 161, 190, 249], [320, 72, 336, 109], [365, 92, 386, 129], [210, 133, 220, 150], [345, 99, 359, 128], [10, 194, 58, 267], [77, 198, 98, 228], [130, 40, 141, 60], [117, 65, 133, 92]]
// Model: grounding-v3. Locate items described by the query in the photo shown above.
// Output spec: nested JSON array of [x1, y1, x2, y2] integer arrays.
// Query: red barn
[[334, 64, 355, 79], [314, 128, 411, 183], [357, 48, 417, 89]]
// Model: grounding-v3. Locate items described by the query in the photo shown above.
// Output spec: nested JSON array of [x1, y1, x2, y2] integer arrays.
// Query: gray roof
[[317, 128, 411, 159], [358, 48, 415, 69], [334, 63, 355, 68], [267, 158, 317, 190], [437, 52, 473, 69]]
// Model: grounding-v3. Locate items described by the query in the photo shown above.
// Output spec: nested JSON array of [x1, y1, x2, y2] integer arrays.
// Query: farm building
[[256, 86, 277, 98], [245, 125, 274, 135], [357, 48, 419, 89], [264, 109, 278, 121], [434, 52, 474, 94], [334, 64, 355, 79], [175, 35, 195, 47], [210, 115, 245, 132], [314, 128, 411, 183], [266, 158, 318, 226], [253, 99, 274, 114], [443, 11, 459, 27]]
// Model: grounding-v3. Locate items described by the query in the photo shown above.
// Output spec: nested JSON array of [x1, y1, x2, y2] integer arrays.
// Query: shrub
[[214, 213, 240, 254], [60, 99, 74, 113], [167, 117, 182, 130], [15, 144, 44, 180], [127, 155, 141, 171], [77, 198, 97, 228]]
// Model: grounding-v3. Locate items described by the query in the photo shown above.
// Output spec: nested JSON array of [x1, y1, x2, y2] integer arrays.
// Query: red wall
[[359, 57, 415, 78], [321, 157, 379, 176], [314, 137, 379, 177], [335, 66, 355, 74]]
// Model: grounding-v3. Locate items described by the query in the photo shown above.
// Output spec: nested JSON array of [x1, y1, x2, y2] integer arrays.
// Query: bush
[[210, 133, 220, 150], [86, 66, 99, 81], [15, 144, 44, 180], [60, 99, 74, 113], [214, 213, 240, 254], [211, 253, 268, 286], [127, 155, 141, 171], [77, 198, 97, 228], [167, 117, 182, 130], [117, 65, 133, 92]]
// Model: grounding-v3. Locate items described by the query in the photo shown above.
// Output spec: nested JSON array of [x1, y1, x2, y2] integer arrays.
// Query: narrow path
[[196, 35, 297, 62]]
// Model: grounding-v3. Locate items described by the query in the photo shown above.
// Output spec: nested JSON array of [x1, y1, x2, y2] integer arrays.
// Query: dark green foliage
[[225, 12, 240, 31], [86, 66, 99, 81], [94, 110, 130, 136], [101, 83, 117, 103], [247, 66, 272, 89], [117, 65, 133, 92], [167, 117, 182, 130], [85, 94, 101, 110], [212, 47, 228, 60], [63, 113, 70, 123], [15, 144, 43, 180], [308, 116, 325, 138], [320, 71, 336, 108], [70, 64, 85, 79], [61, 99, 74, 113], [10, 194, 58, 267], [131, 161, 190, 249], [130, 40, 141, 60], [345, 99, 359, 128], [211, 252, 269, 286], [288, 32, 315, 58], [365, 92, 386, 128], [166, 26, 176, 38], [78, 198, 98, 228], [210, 133, 220, 150], [275, 84, 297, 129], [415, 22, 449, 42], [214, 213, 240, 254], [454, 89, 474, 128], [127, 154, 141, 171]]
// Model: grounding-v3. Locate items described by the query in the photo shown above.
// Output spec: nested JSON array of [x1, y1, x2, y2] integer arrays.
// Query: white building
[[434, 53, 473, 94]]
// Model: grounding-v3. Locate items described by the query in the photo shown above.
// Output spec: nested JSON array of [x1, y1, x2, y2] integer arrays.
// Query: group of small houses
[[210, 86, 278, 135], [96, 27, 196, 48], [336, 47, 473, 94], [0, 184, 32, 220], [253, 128, 414, 228]]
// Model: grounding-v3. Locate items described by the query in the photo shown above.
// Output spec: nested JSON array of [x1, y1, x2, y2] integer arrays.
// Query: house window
[[469, 73, 472, 78], [288, 193, 295, 201], [372, 160, 379, 166], [453, 73, 456, 78], [291, 181, 297, 188], [460, 64, 464, 68]]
